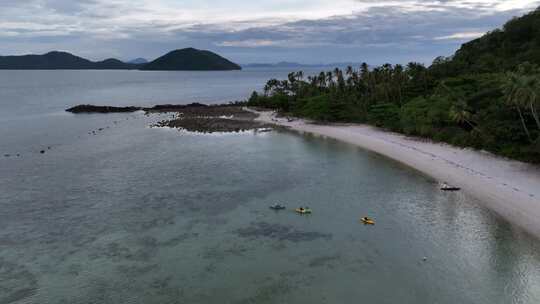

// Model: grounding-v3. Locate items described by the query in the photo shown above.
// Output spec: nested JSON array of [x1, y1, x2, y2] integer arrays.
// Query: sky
[[0, 0, 539, 64]]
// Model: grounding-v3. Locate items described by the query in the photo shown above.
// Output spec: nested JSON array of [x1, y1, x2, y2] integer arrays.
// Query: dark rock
[[145, 104, 256, 120], [146, 102, 208, 112], [66, 103, 264, 133], [154, 117, 269, 133], [66, 105, 142, 114]]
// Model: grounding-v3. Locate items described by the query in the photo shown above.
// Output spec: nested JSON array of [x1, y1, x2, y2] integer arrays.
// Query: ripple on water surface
[[1, 71, 540, 303]]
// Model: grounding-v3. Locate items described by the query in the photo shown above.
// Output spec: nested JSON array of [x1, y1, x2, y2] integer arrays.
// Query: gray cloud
[[0, 0, 538, 64]]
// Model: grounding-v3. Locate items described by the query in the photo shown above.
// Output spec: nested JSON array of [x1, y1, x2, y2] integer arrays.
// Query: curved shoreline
[[251, 109, 540, 239]]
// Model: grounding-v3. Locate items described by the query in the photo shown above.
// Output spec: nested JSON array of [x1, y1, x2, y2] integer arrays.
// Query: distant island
[[0, 48, 241, 71], [242, 61, 364, 68], [127, 58, 148, 64], [141, 48, 241, 71], [243, 62, 314, 68]]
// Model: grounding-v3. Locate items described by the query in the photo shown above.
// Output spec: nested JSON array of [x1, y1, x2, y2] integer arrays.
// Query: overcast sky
[[1, 0, 539, 64]]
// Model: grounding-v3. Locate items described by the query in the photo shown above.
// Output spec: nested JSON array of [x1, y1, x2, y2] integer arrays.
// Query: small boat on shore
[[295, 207, 312, 214], [440, 182, 461, 191], [361, 217, 375, 225], [269, 204, 286, 210]]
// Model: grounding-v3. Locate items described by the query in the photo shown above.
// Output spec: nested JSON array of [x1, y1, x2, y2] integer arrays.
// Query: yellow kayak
[[361, 217, 375, 225], [295, 208, 312, 214]]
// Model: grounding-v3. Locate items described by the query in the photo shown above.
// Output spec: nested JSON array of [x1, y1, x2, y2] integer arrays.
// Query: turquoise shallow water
[[1, 70, 540, 303]]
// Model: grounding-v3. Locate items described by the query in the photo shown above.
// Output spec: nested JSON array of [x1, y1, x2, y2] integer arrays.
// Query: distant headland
[[0, 48, 241, 71]]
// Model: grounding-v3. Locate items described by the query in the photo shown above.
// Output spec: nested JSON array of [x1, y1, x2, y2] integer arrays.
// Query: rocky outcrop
[[66, 105, 142, 113]]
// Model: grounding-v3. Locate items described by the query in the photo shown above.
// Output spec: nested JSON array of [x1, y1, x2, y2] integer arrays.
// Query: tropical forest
[[248, 8, 540, 163]]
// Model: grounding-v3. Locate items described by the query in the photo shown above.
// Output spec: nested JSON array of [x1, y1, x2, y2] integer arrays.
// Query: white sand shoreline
[[250, 108, 540, 239]]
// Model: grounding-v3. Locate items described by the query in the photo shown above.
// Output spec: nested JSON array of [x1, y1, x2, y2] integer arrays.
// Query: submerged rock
[[235, 222, 332, 242]]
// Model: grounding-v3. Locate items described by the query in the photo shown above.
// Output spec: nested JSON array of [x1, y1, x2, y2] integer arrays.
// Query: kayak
[[361, 217, 375, 225], [441, 187, 461, 191], [440, 182, 460, 191], [295, 208, 312, 214]]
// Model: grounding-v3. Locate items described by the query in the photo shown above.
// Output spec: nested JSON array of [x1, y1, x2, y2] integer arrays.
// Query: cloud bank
[[0, 0, 538, 64]]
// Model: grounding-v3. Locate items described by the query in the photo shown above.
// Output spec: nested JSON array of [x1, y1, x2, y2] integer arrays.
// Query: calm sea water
[[1, 70, 540, 304]]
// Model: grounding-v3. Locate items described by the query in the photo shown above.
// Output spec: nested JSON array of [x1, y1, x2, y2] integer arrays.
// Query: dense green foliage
[[141, 48, 241, 71], [431, 9, 540, 76], [248, 8, 540, 163]]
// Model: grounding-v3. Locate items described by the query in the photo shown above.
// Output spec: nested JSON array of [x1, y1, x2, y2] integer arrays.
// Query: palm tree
[[326, 71, 334, 86], [393, 64, 405, 105], [333, 67, 341, 78], [360, 63, 369, 79], [307, 75, 315, 86], [522, 77, 540, 130], [441, 81, 484, 135], [516, 63, 540, 131], [318, 72, 327, 88], [346, 66, 353, 76], [296, 71, 304, 81], [336, 69, 346, 92], [360, 63, 372, 100], [449, 100, 491, 141], [503, 71, 535, 142], [449, 103, 475, 130]]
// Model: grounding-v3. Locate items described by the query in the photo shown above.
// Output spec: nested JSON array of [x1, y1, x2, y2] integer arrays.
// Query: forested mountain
[[248, 8, 540, 163], [431, 8, 540, 76], [141, 48, 241, 71], [0, 51, 136, 70], [0, 49, 240, 71]]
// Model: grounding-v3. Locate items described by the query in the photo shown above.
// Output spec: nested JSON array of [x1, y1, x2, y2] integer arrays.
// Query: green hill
[[0, 48, 240, 71], [0, 51, 136, 70], [249, 7, 540, 163], [141, 48, 241, 71], [432, 8, 540, 76]]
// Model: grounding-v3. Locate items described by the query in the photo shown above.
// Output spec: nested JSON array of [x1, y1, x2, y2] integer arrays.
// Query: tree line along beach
[[61, 8, 540, 239]]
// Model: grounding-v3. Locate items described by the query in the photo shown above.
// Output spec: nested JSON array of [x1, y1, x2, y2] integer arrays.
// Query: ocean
[[1, 69, 539, 303]]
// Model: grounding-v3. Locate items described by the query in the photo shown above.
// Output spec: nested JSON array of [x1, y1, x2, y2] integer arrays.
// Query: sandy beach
[[251, 109, 540, 239]]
